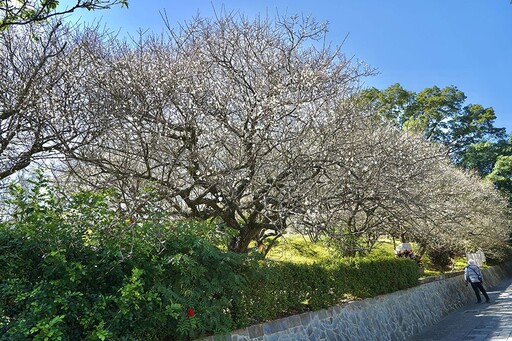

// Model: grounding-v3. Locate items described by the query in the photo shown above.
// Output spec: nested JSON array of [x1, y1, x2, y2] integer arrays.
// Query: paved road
[[412, 276, 512, 340]]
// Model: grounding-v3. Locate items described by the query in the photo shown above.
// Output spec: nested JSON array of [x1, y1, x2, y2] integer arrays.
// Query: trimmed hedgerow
[[233, 257, 419, 327]]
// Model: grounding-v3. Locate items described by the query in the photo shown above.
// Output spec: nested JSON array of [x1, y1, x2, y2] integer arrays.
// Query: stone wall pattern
[[201, 263, 512, 341]]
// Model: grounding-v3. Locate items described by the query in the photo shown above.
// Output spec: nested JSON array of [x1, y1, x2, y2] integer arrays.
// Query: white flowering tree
[[59, 13, 511, 256], [301, 118, 451, 256], [287, 111, 511, 257], [0, 21, 108, 181], [413, 164, 511, 260], [63, 14, 375, 252]]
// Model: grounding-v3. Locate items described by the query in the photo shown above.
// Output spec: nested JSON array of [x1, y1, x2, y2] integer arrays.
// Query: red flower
[[187, 308, 195, 317]]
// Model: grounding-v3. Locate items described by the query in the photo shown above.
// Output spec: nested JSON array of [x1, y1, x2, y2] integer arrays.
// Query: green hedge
[[0, 178, 420, 340], [233, 257, 419, 327]]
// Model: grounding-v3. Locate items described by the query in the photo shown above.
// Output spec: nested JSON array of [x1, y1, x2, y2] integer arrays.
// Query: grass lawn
[[265, 235, 332, 264], [266, 234, 398, 263], [265, 234, 467, 277]]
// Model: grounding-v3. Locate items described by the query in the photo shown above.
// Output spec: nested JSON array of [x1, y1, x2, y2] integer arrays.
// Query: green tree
[[487, 155, 512, 203], [458, 134, 512, 204], [362, 84, 506, 163], [0, 0, 128, 30], [459, 137, 512, 176], [361, 83, 415, 127]]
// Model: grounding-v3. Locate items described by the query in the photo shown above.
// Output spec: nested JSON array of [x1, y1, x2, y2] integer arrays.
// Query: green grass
[[266, 235, 398, 263], [366, 239, 396, 258], [265, 235, 332, 264], [265, 235, 468, 277]]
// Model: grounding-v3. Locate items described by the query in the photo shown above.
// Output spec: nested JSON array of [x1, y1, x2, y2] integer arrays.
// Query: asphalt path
[[411, 276, 512, 340]]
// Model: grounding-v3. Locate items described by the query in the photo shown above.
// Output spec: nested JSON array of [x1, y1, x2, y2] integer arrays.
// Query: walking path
[[412, 276, 512, 340]]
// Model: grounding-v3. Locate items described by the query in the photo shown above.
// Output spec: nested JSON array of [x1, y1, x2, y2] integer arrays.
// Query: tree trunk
[[228, 224, 263, 253]]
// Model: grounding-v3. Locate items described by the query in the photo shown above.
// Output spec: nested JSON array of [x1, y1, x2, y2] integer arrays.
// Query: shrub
[[0, 175, 420, 339], [0, 176, 248, 340], [426, 245, 456, 271]]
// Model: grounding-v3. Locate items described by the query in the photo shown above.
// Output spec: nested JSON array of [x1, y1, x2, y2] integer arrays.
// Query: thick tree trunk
[[228, 224, 262, 253]]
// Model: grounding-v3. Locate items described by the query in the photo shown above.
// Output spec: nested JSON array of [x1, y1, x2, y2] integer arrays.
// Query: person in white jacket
[[464, 259, 490, 303]]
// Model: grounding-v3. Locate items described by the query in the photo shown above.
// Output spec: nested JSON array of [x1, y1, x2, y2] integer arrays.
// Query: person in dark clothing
[[464, 259, 490, 303]]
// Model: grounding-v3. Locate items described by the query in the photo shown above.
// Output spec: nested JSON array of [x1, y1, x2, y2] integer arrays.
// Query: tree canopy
[[487, 155, 512, 202], [459, 137, 512, 176], [48, 14, 510, 257]]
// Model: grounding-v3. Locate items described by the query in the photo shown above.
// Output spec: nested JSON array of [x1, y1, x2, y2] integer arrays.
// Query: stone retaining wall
[[203, 263, 512, 341]]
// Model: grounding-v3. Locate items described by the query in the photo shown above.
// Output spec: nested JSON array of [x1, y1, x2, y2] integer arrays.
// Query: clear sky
[[69, 0, 512, 134]]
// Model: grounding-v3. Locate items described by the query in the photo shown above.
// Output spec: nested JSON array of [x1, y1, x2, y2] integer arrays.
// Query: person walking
[[464, 259, 490, 303]]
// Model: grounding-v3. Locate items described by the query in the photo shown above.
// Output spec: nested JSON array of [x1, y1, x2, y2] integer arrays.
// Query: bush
[[0, 176, 248, 340], [0, 175, 420, 339], [426, 245, 456, 271]]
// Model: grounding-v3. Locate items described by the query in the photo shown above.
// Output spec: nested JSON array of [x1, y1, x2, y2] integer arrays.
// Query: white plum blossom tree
[[63, 13, 375, 252], [58, 13, 511, 257], [0, 21, 108, 181]]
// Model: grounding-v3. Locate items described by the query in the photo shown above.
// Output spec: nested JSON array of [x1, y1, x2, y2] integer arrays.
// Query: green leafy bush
[[425, 244, 456, 271], [339, 258, 420, 298], [0, 174, 420, 339], [0, 176, 248, 340]]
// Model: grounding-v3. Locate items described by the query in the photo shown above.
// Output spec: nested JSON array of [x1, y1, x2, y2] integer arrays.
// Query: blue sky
[[70, 0, 512, 134]]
